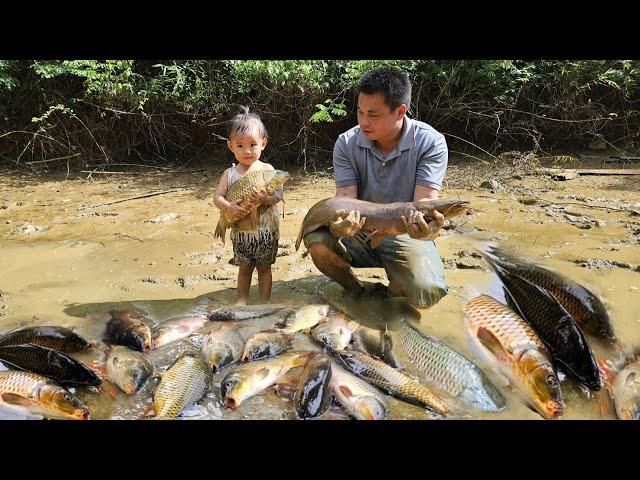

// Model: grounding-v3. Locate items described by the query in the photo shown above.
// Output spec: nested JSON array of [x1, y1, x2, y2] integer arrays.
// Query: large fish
[[330, 363, 388, 420], [214, 169, 290, 242], [332, 350, 450, 415], [153, 355, 212, 419], [275, 304, 330, 334], [105, 310, 153, 352], [0, 326, 91, 353], [201, 325, 245, 372], [0, 371, 90, 420], [464, 295, 565, 420], [207, 304, 289, 322], [480, 246, 615, 343], [221, 352, 307, 409], [0, 344, 101, 387], [350, 324, 401, 368], [241, 330, 290, 361], [296, 197, 473, 250], [106, 346, 153, 395], [311, 315, 359, 351], [479, 249, 601, 390], [152, 315, 207, 350], [395, 321, 506, 412], [294, 353, 333, 419]]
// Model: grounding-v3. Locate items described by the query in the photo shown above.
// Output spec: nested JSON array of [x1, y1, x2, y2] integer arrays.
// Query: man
[[302, 66, 449, 309]]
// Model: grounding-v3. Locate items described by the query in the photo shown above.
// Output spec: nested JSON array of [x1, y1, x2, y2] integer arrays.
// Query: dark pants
[[303, 227, 448, 308]]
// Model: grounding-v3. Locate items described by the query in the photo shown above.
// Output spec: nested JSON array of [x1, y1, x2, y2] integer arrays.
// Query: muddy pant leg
[[377, 234, 448, 309]]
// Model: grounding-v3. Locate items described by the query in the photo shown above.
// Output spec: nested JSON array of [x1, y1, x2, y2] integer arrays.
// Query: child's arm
[[213, 169, 249, 221]]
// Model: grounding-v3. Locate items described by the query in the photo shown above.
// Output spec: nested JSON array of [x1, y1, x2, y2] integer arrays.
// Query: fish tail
[[214, 219, 227, 244]]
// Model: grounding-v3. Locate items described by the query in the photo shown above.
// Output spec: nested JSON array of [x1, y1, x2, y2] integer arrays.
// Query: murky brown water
[[1, 157, 639, 420]]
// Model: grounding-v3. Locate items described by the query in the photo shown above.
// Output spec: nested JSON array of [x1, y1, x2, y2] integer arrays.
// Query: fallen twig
[[25, 153, 82, 165], [78, 188, 189, 210]]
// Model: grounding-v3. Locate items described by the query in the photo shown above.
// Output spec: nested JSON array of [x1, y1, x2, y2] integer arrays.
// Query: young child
[[213, 107, 283, 305]]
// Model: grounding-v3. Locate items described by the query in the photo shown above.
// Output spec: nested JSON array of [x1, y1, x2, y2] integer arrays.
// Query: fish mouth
[[224, 397, 239, 409], [545, 401, 564, 420], [76, 409, 90, 420]]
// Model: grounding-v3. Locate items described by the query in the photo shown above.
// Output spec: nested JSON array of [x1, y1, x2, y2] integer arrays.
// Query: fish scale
[[154, 355, 212, 419], [465, 295, 548, 351], [396, 321, 506, 412], [333, 350, 451, 415]]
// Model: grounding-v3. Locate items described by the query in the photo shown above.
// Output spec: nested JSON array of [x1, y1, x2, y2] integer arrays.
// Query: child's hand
[[224, 199, 249, 221], [248, 186, 272, 206]]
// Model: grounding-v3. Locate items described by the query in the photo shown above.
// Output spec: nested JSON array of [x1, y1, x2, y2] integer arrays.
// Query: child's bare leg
[[236, 265, 254, 305], [256, 265, 272, 303]]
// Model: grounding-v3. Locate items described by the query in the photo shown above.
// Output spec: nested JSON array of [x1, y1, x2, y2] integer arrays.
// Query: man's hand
[[224, 199, 249, 222], [330, 209, 366, 238], [400, 209, 444, 240]]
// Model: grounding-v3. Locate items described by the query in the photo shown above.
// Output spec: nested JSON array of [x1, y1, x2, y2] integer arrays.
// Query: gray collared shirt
[[333, 116, 448, 203]]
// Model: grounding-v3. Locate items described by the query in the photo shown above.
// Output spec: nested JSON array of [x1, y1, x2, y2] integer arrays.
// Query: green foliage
[[0, 60, 19, 91], [1, 59, 639, 168]]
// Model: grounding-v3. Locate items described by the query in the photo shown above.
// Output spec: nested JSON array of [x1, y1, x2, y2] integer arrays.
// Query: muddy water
[[1, 160, 639, 420]]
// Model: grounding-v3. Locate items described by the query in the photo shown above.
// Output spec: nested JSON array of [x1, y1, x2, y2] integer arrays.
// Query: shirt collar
[[356, 116, 416, 153]]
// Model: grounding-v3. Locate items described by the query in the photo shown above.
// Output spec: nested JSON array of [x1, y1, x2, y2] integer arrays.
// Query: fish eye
[[546, 375, 558, 388]]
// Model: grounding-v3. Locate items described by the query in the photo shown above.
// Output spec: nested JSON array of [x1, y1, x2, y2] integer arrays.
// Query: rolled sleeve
[[333, 136, 358, 188], [416, 133, 448, 191]]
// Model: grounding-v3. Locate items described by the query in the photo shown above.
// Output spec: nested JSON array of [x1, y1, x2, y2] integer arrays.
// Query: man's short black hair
[[356, 66, 412, 111]]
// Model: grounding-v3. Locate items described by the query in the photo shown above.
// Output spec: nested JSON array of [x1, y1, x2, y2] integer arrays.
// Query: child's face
[[227, 131, 267, 166]]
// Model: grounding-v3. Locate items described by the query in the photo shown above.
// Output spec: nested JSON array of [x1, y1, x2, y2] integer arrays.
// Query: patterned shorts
[[231, 229, 279, 268]]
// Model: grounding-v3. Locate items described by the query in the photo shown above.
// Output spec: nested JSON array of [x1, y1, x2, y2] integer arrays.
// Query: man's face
[[357, 93, 405, 142]]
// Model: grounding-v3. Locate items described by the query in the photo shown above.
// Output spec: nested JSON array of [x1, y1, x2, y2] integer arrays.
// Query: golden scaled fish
[[330, 362, 388, 420], [214, 169, 290, 243], [463, 294, 565, 420], [275, 305, 330, 334], [153, 355, 212, 419], [221, 352, 307, 409], [0, 370, 90, 420]]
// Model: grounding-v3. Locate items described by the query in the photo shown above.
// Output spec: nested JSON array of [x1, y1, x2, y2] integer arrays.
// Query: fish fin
[[141, 404, 156, 419], [523, 401, 539, 415], [476, 327, 511, 363], [256, 368, 271, 380], [338, 385, 354, 398], [87, 360, 108, 377], [302, 327, 311, 334], [214, 219, 227, 244], [282, 333, 295, 343], [291, 353, 309, 368], [0, 393, 34, 407], [101, 380, 120, 399]]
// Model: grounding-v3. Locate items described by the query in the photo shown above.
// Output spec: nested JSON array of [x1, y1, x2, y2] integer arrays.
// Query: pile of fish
[[463, 245, 638, 420], [1, 245, 636, 420], [0, 326, 95, 419]]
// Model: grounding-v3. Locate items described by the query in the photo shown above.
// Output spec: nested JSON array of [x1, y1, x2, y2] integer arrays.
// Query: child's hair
[[228, 106, 268, 141]]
